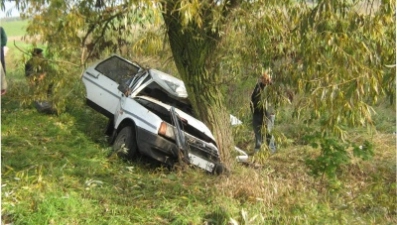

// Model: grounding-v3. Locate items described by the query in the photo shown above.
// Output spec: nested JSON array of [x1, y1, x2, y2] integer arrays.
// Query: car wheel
[[113, 126, 137, 159]]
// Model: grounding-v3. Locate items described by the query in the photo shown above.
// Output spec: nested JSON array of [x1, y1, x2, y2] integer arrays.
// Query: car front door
[[83, 55, 141, 116], [114, 71, 151, 126]]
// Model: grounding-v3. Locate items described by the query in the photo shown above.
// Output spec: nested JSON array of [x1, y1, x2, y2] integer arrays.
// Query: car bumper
[[136, 127, 220, 173]]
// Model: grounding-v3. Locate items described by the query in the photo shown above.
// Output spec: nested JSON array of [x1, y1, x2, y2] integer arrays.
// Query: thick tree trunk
[[162, 3, 235, 166]]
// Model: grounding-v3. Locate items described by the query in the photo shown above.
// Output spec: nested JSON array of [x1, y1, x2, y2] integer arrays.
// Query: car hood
[[149, 69, 188, 99], [137, 96, 216, 142]]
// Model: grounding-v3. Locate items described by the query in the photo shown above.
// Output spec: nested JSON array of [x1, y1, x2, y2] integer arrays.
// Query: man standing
[[250, 71, 276, 153], [0, 27, 7, 74]]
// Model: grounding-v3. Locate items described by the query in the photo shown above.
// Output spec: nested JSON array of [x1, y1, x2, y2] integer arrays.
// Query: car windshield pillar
[[130, 71, 149, 93]]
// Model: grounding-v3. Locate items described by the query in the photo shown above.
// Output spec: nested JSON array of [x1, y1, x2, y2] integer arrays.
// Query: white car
[[82, 55, 225, 173]]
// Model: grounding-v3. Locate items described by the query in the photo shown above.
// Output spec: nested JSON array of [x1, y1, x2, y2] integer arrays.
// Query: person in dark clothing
[[0, 27, 7, 74], [25, 48, 55, 114], [25, 48, 53, 93], [250, 72, 276, 153], [25, 48, 46, 78]]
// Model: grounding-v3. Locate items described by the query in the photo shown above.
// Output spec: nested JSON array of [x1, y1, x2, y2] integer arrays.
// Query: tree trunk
[[162, 4, 235, 166]]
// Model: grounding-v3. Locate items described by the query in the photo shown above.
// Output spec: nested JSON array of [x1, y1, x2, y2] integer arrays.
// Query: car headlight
[[158, 122, 175, 140]]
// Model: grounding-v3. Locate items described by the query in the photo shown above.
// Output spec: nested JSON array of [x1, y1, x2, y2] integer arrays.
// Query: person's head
[[260, 72, 272, 86], [32, 48, 43, 57]]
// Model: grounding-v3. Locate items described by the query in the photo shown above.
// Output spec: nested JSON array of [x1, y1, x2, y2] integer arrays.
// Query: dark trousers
[[252, 112, 272, 150], [1, 46, 5, 74]]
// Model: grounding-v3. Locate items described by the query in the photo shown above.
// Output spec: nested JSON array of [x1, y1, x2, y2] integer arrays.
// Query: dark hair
[[32, 48, 43, 56]]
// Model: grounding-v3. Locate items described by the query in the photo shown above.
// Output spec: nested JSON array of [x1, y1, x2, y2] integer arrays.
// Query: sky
[[0, 1, 20, 19]]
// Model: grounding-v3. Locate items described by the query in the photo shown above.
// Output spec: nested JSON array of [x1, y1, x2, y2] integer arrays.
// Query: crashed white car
[[82, 55, 226, 173]]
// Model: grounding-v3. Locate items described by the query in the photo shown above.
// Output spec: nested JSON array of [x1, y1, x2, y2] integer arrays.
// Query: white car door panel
[[83, 72, 121, 115], [114, 98, 161, 134]]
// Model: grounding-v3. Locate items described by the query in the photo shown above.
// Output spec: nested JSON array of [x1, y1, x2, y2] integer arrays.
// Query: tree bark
[[162, 2, 235, 166]]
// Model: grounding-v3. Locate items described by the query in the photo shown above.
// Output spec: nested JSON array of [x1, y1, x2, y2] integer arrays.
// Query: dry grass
[[213, 130, 396, 223], [216, 147, 314, 205]]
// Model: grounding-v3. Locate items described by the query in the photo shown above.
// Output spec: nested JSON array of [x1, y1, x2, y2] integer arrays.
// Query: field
[[1, 19, 28, 51], [1, 19, 396, 225], [1, 19, 27, 37]]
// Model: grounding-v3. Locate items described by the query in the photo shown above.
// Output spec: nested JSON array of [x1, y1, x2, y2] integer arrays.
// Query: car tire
[[113, 126, 137, 159]]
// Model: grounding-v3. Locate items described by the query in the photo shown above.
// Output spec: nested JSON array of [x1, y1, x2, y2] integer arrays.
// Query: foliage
[[294, 0, 395, 130], [292, 0, 395, 177], [1, 31, 396, 224], [18, 0, 162, 65], [304, 132, 374, 179], [2, 0, 395, 174], [218, 0, 395, 176]]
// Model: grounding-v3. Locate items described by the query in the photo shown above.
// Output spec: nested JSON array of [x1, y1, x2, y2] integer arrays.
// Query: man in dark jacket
[[250, 71, 276, 153]]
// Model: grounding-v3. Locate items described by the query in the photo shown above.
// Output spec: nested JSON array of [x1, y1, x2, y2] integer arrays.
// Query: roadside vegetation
[[1, 13, 396, 224]]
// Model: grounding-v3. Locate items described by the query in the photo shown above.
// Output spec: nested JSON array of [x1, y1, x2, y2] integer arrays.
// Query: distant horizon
[[1, 15, 21, 20]]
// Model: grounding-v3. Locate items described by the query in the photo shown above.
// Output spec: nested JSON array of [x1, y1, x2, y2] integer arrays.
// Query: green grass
[[1, 19, 28, 37], [2, 67, 396, 225]]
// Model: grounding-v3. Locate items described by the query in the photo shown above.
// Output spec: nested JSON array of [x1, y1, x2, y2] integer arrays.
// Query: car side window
[[95, 56, 140, 84]]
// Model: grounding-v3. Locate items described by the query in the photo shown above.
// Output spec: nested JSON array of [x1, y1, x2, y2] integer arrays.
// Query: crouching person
[[25, 48, 55, 114]]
